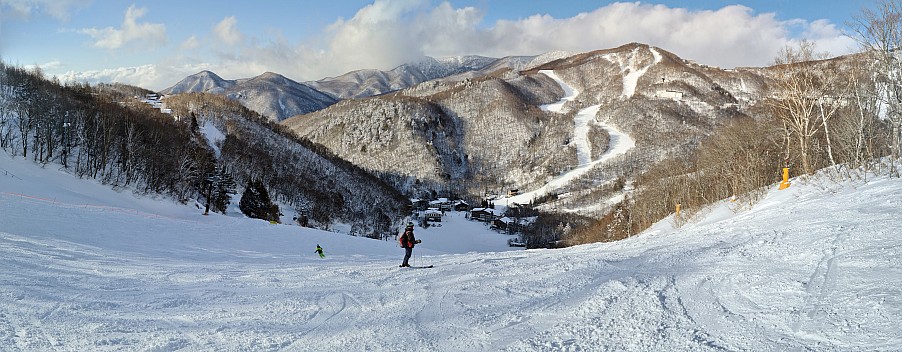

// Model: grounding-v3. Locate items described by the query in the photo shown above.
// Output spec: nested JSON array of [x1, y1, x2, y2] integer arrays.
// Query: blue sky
[[1, 0, 869, 90]]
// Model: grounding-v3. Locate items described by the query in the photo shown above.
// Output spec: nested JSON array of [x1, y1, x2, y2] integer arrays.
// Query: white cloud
[[213, 16, 243, 46], [59, 64, 160, 88], [180, 35, 200, 50], [58, 62, 216, 91], [63, 1, 858, 91], [329, 1, 856, 69], [345, 1, 851, 69], [193, 0, 857, 85], [0, 0, 88, 21], [798, 19, 858, 57], [28, 59, 62, 71], [323, 0, 432, 71], [200, 0, 483, 81], [78, 5, 166, 49]]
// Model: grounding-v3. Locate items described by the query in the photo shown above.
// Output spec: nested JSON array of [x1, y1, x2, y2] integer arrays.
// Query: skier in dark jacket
[[399, 222, 420, 267]]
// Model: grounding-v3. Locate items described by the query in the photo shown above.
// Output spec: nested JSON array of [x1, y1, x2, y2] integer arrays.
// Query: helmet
[[407, 222, 414, 226]]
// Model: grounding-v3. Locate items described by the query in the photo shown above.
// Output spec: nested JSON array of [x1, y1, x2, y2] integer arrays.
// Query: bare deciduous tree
[[831, 57, 885, 176], [850, 0, 902, 176], [769, 41, 846, 174]]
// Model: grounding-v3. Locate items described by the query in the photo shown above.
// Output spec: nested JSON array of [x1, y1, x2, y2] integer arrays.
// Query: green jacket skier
[[315, 244, 325, 258]]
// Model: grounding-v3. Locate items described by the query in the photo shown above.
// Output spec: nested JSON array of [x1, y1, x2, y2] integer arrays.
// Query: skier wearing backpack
[[399, 222, 420, 267]]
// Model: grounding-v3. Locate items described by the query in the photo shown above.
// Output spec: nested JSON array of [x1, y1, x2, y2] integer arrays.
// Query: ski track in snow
[[2, 144, 902, 351], [4, 173, 902, 351], [505, 70, 635, 206]]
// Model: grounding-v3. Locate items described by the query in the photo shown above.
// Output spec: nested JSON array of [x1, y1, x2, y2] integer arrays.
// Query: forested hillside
[[164, 93, 407, 234], [283, 42, 898, 247], [0, 64, 208, 198], [567, 45, 895, 245], [4, 37, 898, 249], [0, 63, 408, 237], [283, 44, 761, 211]]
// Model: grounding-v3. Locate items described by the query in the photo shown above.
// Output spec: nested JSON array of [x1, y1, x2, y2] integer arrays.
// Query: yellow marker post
[[675, 203, 681, 216], [778, 167, 791, 190]]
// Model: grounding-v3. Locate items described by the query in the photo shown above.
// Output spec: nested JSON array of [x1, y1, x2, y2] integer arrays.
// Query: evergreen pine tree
[[239, 178, 280, 222], [189, 112, 199, 134], [203, 165, 236, 215]]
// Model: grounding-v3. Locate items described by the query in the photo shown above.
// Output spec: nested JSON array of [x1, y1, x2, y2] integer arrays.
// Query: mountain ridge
[[161, 70, 234, 94], [160, 55, 543, 121], [281, 42, 785, 214], [161, 71, 337, 121]]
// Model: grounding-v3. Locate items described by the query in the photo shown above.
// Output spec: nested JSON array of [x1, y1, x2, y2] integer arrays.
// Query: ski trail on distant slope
[[620, 47, 662, 98], [572, 105, 600, 166], [538, 70, 578, 113], [503, 71, 635, 206], [538, 70, 596, 166]]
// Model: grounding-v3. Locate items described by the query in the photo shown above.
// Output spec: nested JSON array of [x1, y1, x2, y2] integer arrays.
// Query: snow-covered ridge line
[[604, 46, 663, 98]]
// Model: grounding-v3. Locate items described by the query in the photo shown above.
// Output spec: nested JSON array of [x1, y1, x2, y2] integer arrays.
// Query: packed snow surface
[[200, 121, 226, 158], [571, 104, 600, 166], [537, 70, 578, 113], [2, 150, 901, 351]]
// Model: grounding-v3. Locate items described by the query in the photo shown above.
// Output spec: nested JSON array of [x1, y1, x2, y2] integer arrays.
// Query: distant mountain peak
[[160, 54, 544, 119], [160, 70, 234, 95], [255, 71, 286, 79], [195, 70, 222, 78]]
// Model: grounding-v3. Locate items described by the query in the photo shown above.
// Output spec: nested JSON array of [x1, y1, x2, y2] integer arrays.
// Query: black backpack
[[399, 228, 413, 247]]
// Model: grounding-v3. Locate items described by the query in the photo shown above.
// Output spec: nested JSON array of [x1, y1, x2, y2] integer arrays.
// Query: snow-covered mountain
[[2, 146, 900, 351], [159, 70, 235, 94], [161, 71, 337, 121], [160, 55, 525, 121], [0, 60, 407, 238], [307, 55, 529, 99], [227, 72, 337, 121], [282, 43, 773, 211]]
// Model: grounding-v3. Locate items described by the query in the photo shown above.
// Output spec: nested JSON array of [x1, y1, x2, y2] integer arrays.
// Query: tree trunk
[[819, 102, 837, 167], [203, 182, 212, 215], [798, 133, 812, 174]]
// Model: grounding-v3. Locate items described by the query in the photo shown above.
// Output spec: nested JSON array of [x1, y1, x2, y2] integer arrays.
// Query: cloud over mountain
[[194, 1, 856, 86], [324, 1, 854, 69], [43, 0, 857, 91]]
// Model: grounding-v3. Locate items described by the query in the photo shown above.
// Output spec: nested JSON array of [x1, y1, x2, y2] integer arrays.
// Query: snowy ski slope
[[2, 148, 901, 350]]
